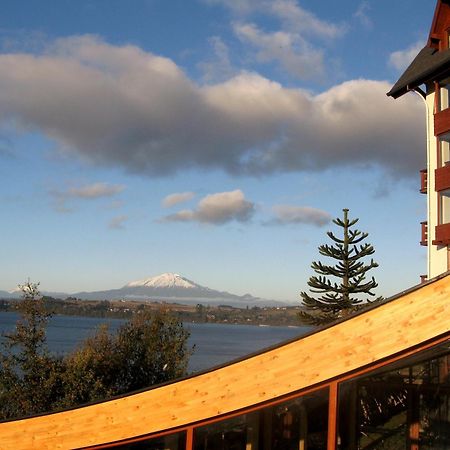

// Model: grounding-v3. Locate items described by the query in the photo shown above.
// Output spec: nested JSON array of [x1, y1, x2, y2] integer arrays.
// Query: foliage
[[60, 309, 193, 407], [0, 281, 65, 419], [299, 209, 381, 325], [0, 282, 193, 419]]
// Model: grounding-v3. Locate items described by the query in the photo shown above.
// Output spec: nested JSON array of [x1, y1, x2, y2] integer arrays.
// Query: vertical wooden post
[[186, 427, 194, 450], [327, 382, 338, 450]]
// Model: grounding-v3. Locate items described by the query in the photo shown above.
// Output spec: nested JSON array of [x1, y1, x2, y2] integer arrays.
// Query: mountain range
[[1, 273, 285, 307]]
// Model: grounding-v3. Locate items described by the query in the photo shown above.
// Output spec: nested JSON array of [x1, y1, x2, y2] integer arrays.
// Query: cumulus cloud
[[389, 41, 424, 72], [269, 205, 331, 226], [0, 36, 424, 179], [161, 190, 254, 225], [162, 192, 196, 208], [50, 181, 125, 212], [109, 215, 128, 230]]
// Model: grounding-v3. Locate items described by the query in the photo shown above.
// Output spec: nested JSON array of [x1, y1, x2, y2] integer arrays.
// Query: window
[[439, 135, 450, 167], [440, 190, 450, 225], [338, 341, 450, 449], [193, 389, 329, 450]]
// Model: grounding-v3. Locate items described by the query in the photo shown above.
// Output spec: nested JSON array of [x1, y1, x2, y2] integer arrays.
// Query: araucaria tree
[[299, 209, 381, 325]]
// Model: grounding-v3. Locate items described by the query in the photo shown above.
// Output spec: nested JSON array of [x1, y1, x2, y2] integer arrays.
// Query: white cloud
[[203, 0, 344, 80], [233, 22, 325, 79], [354, 1, 373, 30], [0, 36, 424, 179], [269, 205, 331, 226], [67, 182, 125, 199], [198, 36, 235, 83], [268, 0, 344, 39], [162, 192, 195, 208], [109, 215, 128, 230], [50, 181, 125, 212], [161, 190, 254, 225], [204, 0, 344, 39], [389, 41, 424, 72]]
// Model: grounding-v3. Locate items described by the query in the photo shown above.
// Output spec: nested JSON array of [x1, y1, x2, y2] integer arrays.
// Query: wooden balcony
[[421, 221, 428, 246], [420, 169, 428, 194], [435, 108, 450, 135], [433, 222, 450, 245], [435, 164, 450, 191]]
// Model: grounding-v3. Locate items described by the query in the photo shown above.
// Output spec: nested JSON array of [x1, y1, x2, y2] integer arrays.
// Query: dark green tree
[[58, 309, 193, 407], [0, 281, 194, 419], [0, 281, 64, 419], [299, 209, 381, 325]]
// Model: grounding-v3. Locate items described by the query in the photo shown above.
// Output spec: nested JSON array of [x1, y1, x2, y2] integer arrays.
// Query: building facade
[[388, 0, 450, 280]]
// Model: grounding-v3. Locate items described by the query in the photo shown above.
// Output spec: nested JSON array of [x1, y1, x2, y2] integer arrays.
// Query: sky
[[0, 0, 433, 302]]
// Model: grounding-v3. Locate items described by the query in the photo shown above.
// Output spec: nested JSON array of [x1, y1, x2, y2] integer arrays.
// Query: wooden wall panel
[[1, 274, 450, 449]]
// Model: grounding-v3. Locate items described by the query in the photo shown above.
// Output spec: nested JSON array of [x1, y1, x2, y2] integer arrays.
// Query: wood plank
[[1, 274, 450, 449]]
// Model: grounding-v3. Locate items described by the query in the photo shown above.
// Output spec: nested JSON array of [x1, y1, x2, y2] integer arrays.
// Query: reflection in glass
[[338, 341, 450, 449], [193, 389, 328, 450]]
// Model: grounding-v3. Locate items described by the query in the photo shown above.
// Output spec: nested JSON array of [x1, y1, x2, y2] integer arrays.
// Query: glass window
[[338, 340, 450, 449], [441, 85, 450, 111], [439, 136, 450, 167], [111, 432, 186, 450], [441, 190, 450, 225], [193, 389, 329, 450]]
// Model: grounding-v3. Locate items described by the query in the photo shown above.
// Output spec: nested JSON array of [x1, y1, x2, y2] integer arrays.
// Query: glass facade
[[338, 342, 450, 449], [193, 389, 329, 450], [102, 340, 450, 450]]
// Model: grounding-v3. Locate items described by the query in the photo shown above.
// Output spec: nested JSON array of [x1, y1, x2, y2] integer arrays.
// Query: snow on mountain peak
[[125, 273, 198, 289]]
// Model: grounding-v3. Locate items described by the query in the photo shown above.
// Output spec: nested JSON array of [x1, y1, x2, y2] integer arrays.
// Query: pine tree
[[299, 209, 381, 325]]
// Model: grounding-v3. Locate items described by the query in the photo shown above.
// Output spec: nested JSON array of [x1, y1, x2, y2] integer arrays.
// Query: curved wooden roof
[[1, 273, 450, 449]]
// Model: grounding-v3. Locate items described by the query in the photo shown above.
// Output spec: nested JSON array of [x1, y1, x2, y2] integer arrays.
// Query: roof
[[387, 46, 450, 98], [1, 272, 450, 448]]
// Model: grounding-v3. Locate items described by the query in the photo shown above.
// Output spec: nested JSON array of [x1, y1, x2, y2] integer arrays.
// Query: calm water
[[0, 312, 310, 372]]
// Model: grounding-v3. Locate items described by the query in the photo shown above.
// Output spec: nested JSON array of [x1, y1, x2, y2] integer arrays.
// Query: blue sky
[[0, 0, 432, 301]]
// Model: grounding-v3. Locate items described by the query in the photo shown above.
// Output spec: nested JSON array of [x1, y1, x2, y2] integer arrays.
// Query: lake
[[0, 312, 311, 372]]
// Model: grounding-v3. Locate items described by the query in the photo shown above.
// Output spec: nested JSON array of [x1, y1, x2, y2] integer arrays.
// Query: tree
[[59, 309, 193, 407], [0, 281, 193, 419], [299, 209, 381, 325], [0, 281, 64, 419]]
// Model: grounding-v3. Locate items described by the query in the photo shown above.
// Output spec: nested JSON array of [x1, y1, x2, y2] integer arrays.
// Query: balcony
[[420, 169, 427, 194], [435, 164, 450, 191], [433, 222, 450, 245], [435, 108, 450, 135], [421, 221, 428, 246]]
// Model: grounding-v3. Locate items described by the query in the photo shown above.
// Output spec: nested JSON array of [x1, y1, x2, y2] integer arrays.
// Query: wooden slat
[[1, 274, 450, 449]]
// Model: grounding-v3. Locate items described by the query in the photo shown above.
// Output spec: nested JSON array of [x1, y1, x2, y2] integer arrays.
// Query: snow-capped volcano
[[71, 272, 282, 306], [125, 273, 201, 290]]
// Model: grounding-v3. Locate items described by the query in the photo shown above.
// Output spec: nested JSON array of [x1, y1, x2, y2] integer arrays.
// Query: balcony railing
[[420, 169, 427, 194], [421, 221, 428, 246], [433, 222, 450, 245]]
